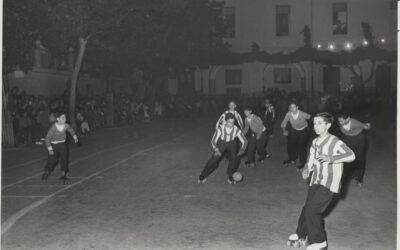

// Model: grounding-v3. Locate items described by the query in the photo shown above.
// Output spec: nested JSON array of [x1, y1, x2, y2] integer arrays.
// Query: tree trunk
[[69, 37, 88, 130], [348, 60, 376, 97], [2, 73, 15, 147]]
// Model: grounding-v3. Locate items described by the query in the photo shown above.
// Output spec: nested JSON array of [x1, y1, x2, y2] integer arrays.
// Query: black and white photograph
[[1, 0, 397, 249]]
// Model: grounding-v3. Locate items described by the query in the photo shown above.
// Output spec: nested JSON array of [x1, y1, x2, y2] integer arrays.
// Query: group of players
[[197, 100, 370, 250], [40, 99, 370, 250]]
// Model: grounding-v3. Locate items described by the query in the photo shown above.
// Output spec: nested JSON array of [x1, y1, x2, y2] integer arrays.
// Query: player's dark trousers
[[296, 184, 334, 244], [287, 128, 308, 164], [264, 129, 273, 154], [246, 131, 267, 163], [199, 141, 239, 180], [341, 133, 367, 182], [44, 143, 69, 173]]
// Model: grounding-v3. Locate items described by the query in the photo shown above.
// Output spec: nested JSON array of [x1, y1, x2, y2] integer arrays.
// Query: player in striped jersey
[[287, 112, 355, 250], [215, 101, 244, 130], [199, 113, 248, 184]]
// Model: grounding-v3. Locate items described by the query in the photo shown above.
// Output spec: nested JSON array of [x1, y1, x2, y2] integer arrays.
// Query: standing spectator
[[36, 107, 50, 141], [19, 111, 33, 144]]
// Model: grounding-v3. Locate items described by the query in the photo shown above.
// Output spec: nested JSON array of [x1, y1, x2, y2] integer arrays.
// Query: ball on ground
[[233, 172, 243, 182]]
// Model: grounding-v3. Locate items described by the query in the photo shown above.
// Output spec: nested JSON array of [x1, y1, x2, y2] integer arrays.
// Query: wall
[[223, 0, 396, 52], [209, 0, 397, 95], [8, 67, 133, 97]]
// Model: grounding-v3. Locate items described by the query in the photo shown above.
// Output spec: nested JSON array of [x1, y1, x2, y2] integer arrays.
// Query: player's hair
[[54, 112, 67, 119], [288, 99, 298, 107], [225, 113, 235, 121], [228, 101, 236, 106], [337, 110, 350, 119], [314, 112, 334, 124], [243, 106, 253, 112]]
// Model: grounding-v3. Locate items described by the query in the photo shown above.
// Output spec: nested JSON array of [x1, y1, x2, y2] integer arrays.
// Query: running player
[[281, 100, 311, 169], [242, 107, 267, 167], [198, 113, 247, 184], [216, 101, 244, 130], [337, 111, 371, 186], [41, 113, 79, 184], [287, 112, 355, 250]]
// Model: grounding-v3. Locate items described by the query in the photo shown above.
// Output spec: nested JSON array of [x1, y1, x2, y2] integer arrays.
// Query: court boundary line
[[1, 132, 166, 190], [3, 119, 189, 170], [2, 196, 48, 199], [1, 124, 207, 235]]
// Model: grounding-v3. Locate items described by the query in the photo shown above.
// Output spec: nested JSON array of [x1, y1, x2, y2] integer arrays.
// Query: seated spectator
[[19, 111, 33, 144]]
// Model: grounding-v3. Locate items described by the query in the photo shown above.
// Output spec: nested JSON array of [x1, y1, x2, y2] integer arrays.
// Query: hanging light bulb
[[345, 42, 352, 50], [362, 40, 369, 46], [380, 38, 386, 43], [328, 44, 335, 50], [317, 44, 322, 49]]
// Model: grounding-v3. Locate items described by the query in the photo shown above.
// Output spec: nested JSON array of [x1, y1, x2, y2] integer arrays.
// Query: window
[[332, 3, 347, 35], [222, 7, 235, 38], [276, 5, 290, 36], [274, 68, 291, 84], [225, 69, 242, 85]]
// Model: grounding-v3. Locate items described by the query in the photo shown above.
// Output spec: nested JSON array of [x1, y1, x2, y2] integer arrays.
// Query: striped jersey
[[306, 134, 355, 193], [211, 125, 247, 151], [216, 110, 244, 129]]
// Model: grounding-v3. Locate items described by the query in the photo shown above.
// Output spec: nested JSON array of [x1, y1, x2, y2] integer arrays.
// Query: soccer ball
[[233, 172, 243, 182]]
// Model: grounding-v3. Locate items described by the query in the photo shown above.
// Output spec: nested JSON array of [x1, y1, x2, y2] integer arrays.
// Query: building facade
[[191, 0, 397, 98]]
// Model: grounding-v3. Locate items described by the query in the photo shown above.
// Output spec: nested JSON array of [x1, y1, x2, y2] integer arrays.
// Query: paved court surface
[[1, 115, 396, 250]]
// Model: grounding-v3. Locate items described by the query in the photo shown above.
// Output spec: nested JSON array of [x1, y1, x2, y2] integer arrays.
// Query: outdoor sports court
[[1, 116, 396, 250]]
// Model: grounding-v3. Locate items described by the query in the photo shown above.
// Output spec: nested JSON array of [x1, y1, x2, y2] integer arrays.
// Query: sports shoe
[[59, 175, 71, 185], [227, 176, 237, 185], [258, 156, 266, 163], [197, 178, 207, 184], [283, 160, 296, 166], [306, 241, 327, 250], [246, 162, 256, 167], [287, 234, 307, 248]]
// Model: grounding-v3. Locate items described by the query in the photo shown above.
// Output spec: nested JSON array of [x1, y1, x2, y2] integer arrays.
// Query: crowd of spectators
[[7, 86, 391, 146]]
